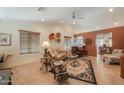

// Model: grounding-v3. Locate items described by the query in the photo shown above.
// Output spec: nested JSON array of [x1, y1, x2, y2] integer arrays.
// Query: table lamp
[[42, 41, 50, 57]]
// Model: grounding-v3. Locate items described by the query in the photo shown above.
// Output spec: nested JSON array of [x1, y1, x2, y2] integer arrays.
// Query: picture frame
[[56, 32, 61, 43], [49, 33, 55, 41], [85, 38, 92, 45], [0, 33, 11, 46]]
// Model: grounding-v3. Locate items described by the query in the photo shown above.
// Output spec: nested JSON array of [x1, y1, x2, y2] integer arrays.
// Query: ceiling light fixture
[[109, 8, 114, 12], [73, 22, 76, 25], [41, 19, 44, 21], [72, 11, 76, 19], [96, 26, 100, 30], [38, 7, 46, 12], [60, 20, 64, 23], [114, 22, 119, 26], [72, 11, 83, 20]]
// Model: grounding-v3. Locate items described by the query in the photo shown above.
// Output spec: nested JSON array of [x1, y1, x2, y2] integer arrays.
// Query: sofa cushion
[[48, 48, 67, 61], [56, 53, 66, 58]]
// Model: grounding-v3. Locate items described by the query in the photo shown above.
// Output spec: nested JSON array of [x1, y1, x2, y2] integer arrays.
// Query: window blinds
[[64, 36, 72, 51], [20, 30, 40, 54], [31, 33, 40, 53]]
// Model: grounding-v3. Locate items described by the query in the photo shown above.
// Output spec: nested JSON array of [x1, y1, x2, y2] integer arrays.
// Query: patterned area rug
[[67, 58, 97, 84]]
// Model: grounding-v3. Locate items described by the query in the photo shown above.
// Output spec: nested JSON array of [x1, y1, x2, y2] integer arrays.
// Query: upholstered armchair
[[103, 49, 124, 64], [53, 62, 69, 85]]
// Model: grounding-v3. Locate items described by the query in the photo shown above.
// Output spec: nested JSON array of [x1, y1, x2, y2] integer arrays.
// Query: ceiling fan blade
[[72, 11, 84, 20]]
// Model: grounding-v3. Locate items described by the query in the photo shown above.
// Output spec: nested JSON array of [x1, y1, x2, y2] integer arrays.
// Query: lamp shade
[[83, 43, 86, 46], [42, 41, 50, 49]]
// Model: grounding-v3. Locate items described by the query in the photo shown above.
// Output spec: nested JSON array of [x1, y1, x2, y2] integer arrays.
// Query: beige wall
[[0, 21, 76, 68]]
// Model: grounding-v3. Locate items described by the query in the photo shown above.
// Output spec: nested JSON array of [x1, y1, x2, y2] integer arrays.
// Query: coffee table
[[68, 55, 80, 67]]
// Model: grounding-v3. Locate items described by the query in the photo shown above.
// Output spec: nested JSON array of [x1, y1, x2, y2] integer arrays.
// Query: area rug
[[67, 58, 97, 84]]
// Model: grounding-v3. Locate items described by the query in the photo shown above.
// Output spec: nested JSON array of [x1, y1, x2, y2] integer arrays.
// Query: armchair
[[53, 62, 69, 85], [103, 49, 124, 64], [40, 54, 69, 84]]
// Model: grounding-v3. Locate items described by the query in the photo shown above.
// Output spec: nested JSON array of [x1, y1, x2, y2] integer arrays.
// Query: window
[[74, 36, 83, 47], [20, 30, 40, 54], [64, 36, 72, 51]]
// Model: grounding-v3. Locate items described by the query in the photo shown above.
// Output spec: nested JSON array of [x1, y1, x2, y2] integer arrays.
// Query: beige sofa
[[48, 48, 68, 61], [103, 49, 124, 64]]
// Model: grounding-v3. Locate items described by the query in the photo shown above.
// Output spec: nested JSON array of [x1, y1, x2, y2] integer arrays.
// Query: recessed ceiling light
[[60, 20, 64, 23], [73, 22, 76, 25], [96, 26, 100, 30], [114, 22, 119, 26], [109, 8, 114, 12], [41, 19, 44, 21]]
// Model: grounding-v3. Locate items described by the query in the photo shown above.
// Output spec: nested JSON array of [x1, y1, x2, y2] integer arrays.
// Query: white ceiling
[[0, 7, 124, 32]]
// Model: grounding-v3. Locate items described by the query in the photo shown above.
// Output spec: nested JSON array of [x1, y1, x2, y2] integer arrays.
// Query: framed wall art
[[56, 32, 61, 43], [0, 33, 11, 46], [85, 38, 92, 45], [49, 33, 55, 41]]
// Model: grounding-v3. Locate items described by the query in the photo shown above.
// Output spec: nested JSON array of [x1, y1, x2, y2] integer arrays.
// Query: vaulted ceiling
[[0, 7, 124, 32]]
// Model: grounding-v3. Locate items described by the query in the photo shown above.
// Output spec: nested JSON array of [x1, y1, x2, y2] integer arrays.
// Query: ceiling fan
[[72, 11, 84, 20], [38, 7, 47, 12]]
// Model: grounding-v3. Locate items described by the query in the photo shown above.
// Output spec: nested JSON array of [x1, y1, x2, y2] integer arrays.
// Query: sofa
[[103, 49, 124, 64], [48, 48, 68, 61]]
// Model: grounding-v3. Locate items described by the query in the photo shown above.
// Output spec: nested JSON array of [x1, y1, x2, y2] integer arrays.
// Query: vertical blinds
[[20, 30, 40, 54], [74, 36, 83, 47], [64, 36, 72, 51]]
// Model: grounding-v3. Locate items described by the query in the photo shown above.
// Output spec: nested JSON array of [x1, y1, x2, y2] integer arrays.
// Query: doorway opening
[[96, 32, 112, 63]]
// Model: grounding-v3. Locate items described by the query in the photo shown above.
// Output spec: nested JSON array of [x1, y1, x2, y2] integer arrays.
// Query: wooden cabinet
[[71, 46, 88, 57], [120, 55, 124, 78]]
